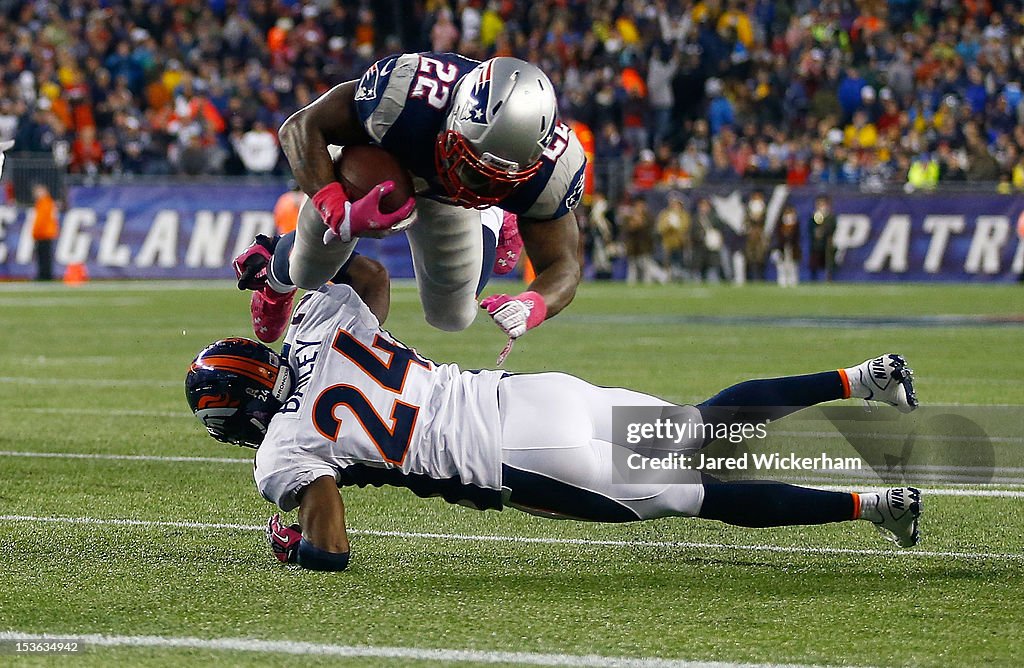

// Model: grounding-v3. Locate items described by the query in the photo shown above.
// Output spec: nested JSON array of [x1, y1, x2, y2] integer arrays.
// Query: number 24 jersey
[[255, 284, 506, 512]]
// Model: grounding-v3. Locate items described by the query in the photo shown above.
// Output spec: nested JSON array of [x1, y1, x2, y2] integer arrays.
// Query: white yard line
[[0, 297, 150, 307], [0, 376, 173, 387], [0, 451, 247, 464], [1, 514, 1020, 561], [0, 278, 422, 293], [16, 407, 191, 418], [769, 430, 1024, 444], [817, 485, 1024, 498], [0, 631, 828, 667], [2, 450, 1024, 495]]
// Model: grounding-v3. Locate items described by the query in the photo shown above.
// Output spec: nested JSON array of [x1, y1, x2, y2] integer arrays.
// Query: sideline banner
[[0, 184, 415, 280], [642, 186, 1024, 282], [1, 183, 1022, 281]]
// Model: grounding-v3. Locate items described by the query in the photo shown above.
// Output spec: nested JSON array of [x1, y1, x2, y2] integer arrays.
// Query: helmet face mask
[[435, 57, 558, 208], [435, 130, 541, 208], [185, 338, 293, 449]]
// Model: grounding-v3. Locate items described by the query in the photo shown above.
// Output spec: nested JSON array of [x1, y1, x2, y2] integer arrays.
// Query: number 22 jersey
[[254, 284, 507, 512], [353, 51, 587, 220]]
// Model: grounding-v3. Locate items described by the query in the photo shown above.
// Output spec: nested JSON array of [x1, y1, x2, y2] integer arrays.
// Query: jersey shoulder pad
[[354, 53, 421, 143], [521, 124, 588, 221]]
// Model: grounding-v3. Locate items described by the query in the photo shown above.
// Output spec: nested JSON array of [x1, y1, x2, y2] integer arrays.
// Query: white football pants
[[289, 192, 503, 332], [497, 373, 706, 522]]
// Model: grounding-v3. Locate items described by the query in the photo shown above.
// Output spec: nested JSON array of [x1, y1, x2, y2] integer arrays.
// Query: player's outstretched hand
[[266, 513, 302, 564], [481, 292, 547, 365], [232, 234, 278, 290], [315, 181, 416, 245], [480, 291, 548, 365], [480, 291, 548, 339]]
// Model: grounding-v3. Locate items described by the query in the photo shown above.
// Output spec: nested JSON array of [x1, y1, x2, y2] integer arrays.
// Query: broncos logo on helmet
[[185, 338, 293, 448]]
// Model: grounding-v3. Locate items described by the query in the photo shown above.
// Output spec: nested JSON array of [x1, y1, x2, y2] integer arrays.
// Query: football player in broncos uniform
[[186, 259, 922, 572], [233, 53, 586, 355]]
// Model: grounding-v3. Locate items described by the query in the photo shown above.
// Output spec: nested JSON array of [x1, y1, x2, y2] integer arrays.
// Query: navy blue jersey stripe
[[337, 462, 503, 511]]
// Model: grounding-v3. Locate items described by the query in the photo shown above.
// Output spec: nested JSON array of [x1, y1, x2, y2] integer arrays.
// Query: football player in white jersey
[[233, 53, 585, 362], [187, 258, 923, 572]]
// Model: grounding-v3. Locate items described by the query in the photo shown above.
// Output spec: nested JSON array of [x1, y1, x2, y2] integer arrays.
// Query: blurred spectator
[[844, 110, 878, 150], [773, 204, 801, 288], [743, 190, 769, 282], [621, 198, 666, 285], [647, 44, 679, 148], [809, 194, 837, 282], [966, 137, 1001, 182], [179, 135, 215, 176], [70, 126, 103, 175], [907, 152, 940, 191], [631, 149, 662, 191], [706, 78, 735, 136], [655, 193, 691, 281], [584, 192, 617, 280], [691, 197, 725, 283], [431, 8, 460, 52], [31, 183, 59, 281], [233, 121, 280, 174], [678, 141, 709, 185]]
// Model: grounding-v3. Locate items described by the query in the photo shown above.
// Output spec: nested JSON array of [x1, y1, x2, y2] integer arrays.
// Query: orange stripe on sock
[[837, 368, 851, 399], [850, 492, 860, 520]]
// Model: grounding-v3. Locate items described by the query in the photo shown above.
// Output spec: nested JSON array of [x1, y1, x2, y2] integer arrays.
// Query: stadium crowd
[[3, 0, 1024, 193]]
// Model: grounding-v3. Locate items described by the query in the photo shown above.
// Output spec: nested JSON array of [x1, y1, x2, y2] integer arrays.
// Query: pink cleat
[[493, 211, 523, 275], [250, 286, 295, 343]]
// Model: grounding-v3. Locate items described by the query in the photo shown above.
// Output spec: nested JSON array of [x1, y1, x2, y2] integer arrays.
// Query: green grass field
[[1, 280, 1022, 667]]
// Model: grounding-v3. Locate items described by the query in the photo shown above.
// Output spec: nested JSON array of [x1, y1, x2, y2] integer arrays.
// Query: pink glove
[[232, 234, 277, 290], [480, 291, 548, 339], [266, 513, 302, 564], [313, 181, 416, 244]]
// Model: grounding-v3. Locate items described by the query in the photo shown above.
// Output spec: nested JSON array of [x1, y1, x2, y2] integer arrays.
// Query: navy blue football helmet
[[185, 337, 293, 448]]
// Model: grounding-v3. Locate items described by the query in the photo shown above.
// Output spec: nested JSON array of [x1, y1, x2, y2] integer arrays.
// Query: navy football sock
[[698, 479, 856, 527], [267, 231, 296, 291], [477, 225, 497, 295], [697, 371, 845, 425]]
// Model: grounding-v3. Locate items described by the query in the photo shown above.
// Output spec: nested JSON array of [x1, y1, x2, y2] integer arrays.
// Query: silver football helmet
[[435, 57, 559, 208]]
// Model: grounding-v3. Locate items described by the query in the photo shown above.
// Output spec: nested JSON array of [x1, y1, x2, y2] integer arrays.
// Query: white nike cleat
[[870, 487, 922, 548], [846, 353, 918, 413]]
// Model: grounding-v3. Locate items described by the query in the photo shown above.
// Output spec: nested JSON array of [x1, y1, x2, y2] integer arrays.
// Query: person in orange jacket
[[273, 181, 304, 235], [32, 183, 59, 281]]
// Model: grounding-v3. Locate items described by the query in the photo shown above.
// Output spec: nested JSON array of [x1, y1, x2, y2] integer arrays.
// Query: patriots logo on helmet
[[456, 96, 486, 124], [472, 59, 494, 94]]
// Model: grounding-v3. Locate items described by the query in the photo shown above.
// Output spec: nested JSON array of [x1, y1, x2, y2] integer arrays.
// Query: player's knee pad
[[422, 297, 477, 332], [289, 246, 355, 290], [287, 259, 332, 290]]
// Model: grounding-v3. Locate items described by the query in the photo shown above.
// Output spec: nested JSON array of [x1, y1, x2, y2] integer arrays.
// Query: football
[[332, 144, 415, 214]]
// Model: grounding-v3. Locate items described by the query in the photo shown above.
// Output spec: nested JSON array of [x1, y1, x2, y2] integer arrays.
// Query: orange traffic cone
[[63, 263, 88, 286]]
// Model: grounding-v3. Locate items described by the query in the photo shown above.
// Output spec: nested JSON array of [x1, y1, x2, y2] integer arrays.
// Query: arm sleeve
[[353, 53, 421, 144], [521, 130, 588, 221]]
